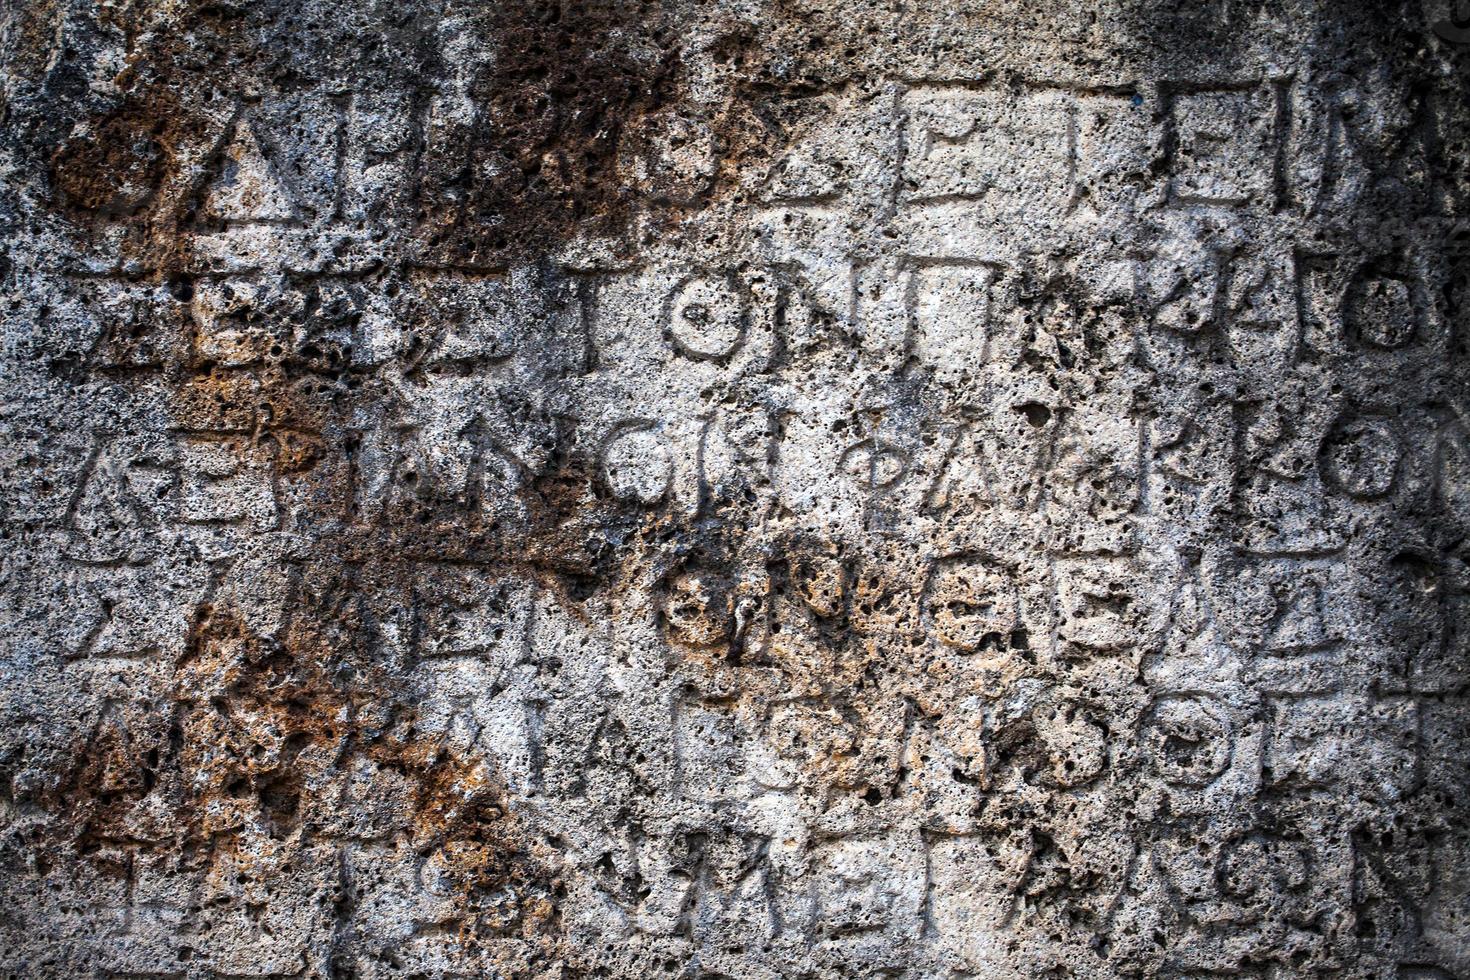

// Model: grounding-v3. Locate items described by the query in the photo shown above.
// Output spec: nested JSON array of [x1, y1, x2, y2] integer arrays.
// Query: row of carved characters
[[47, 542, 1350, 669], [47, 667, 1469, 976], [49, 267, 852, 392], [73, 817, 1470, 979], [482, 692, 1462, 975], [61, 73, 1452, 236], [50, 268, 577, 378], [1135, 236, 1459, 377], [710, 685, 1438, 809], [755, 78, 1456, 277], [428, 390, 1469, 557], [99, 809, 1470, 979], [20, 815, 546, 977], [48, 235, 1460, 405], [53, 86, 719, 231], [61, 431, 285, 563], [43, 812, 1469, 980], [23, 572, 1469, 978], [50, 266, 823, 387], [746, 239, 1462, 388], [41, 683, 527, 856], [55, 382, 1470, 574], [1103, 816, 1470, 977], [56, 547, 1468, 805], [44, 394, 1153, 556]]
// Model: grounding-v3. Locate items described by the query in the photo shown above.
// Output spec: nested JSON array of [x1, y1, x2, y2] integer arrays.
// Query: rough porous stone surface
[[2, 1, 1469, 976]]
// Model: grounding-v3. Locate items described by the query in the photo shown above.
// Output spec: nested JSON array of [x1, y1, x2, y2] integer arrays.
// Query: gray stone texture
[[1, 0, 1469, 976]]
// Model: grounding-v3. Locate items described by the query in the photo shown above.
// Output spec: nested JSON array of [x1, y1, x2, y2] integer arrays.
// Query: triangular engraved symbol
[[202, 116, 299, 224], [86, 701, 143, 793], [1265, 583, 1330, 653], [64, 444, 152, 561], [923, 422, 998, 513], [1163, 577, 1214, 654]]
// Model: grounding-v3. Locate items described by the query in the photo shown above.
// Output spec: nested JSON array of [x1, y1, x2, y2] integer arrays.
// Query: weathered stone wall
[[2, 1, 1468, 976]]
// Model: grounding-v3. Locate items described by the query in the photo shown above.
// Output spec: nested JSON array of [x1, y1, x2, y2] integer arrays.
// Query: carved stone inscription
[[2, 1, 1468, 977]]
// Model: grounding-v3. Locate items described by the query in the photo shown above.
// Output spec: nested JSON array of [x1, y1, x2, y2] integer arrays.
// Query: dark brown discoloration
[[24, 283, 769, 957], [26, 0, 794, 273], [43, 558, 566, 947], [49, 98, 169, 217], [411, 0, 686, 265], [30, 5, 252, 271], [20, 0, 861, 280]]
